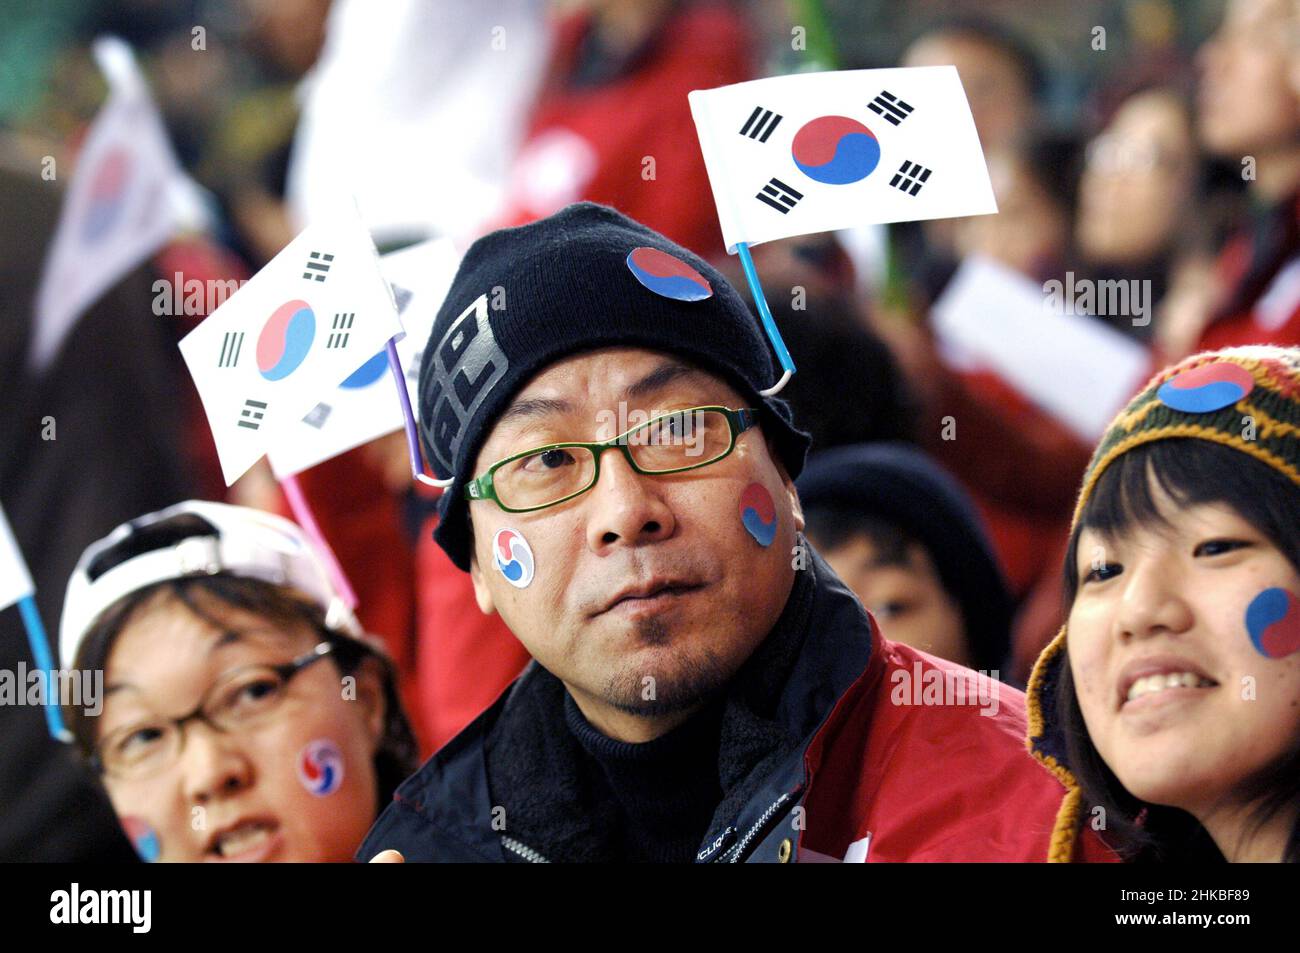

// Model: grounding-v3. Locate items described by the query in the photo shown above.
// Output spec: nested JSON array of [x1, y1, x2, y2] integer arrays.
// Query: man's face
[[465, 347, 802, 729]]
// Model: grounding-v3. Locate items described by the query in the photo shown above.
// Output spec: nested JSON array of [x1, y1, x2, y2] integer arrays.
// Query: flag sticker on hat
[[1156, 361, 1256, 414], [625, 247, 712, 302], [689, 66, 995, 252]]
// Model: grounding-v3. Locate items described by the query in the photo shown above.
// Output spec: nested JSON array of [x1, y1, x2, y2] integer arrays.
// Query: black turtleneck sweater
[[563, 692, 725, 864], [482, 547, 816, 863]]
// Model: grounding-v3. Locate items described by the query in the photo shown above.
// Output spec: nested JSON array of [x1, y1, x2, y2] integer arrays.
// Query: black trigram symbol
[[739, 105, 783, 142], [868, 90, 914, 126], [303, 251, 334, 282], [889, 160, 932, 196], [238, 399, 267, 430], [755, 177, 804, 214], [391, 284, 414, 315], [218, 331, 244, 368], [406, 349, 423, 382], [327, 313, 355, 348], [303, 403, 332, 429]]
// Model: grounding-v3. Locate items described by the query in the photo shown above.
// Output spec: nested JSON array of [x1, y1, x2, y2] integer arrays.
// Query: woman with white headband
[[59, 501, 417, 862]]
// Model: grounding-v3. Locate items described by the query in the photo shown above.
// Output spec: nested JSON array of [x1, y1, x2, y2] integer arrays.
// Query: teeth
[[216, 822, 271, 858], [1125, 672, 1213, 703]]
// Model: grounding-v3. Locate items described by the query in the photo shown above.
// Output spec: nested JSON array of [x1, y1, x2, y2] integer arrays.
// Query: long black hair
[[66, 513, 419, 811], [1058, 439, 1300, 862]]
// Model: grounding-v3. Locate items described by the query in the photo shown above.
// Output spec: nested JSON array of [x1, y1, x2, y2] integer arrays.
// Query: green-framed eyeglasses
[[464, 405, 760, 513]]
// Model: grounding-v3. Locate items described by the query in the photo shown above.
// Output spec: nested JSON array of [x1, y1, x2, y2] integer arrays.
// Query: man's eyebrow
[[625, 362, 709, 400], [497, 396, 575, 428]]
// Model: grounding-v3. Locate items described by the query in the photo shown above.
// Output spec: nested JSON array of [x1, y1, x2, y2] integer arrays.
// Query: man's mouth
[[205, 818, 282, 862], [598, 579, 705, 616]]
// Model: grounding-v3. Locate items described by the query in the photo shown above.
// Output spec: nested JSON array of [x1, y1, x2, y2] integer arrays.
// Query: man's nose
[[583, 449, 676, 553]]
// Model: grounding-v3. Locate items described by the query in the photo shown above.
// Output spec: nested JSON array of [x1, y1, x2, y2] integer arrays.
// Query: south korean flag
[[688, 66, 997, 252]]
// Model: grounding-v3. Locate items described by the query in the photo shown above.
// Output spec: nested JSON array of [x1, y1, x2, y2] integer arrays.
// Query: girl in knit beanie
[[1027, 345, 1300, 862]]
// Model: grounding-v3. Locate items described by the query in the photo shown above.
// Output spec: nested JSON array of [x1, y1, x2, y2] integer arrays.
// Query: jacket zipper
[[718, 792, 792, 863], [501, 836, 550, 863], [501, 791, 797, 864]]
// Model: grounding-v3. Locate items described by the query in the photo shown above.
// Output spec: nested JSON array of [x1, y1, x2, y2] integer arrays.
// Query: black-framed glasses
[[463, 406, 760, 513], [93, 642, 335, 780]]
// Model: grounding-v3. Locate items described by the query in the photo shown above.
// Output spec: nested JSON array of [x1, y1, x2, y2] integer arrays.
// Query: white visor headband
[[60, 500, 361, 667]]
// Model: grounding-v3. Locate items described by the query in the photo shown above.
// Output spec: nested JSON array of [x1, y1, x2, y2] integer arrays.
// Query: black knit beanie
[[419, 202, 811, 571], [796, 442, 1013, 673]]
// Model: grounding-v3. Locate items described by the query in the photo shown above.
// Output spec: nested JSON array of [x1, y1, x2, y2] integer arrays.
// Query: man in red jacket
[[359, 204, 1116, 862]]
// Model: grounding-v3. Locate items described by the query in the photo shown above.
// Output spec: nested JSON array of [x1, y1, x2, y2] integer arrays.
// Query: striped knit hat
[[1026, 344, 1300, 861]]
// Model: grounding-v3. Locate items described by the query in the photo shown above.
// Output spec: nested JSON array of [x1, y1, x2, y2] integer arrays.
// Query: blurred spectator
[[1186, 0, 1300, 353], [1075, 84, 1234, 347], [798, 443, 1013, 675], [1077, 87, 1199, 274], [866, 15, 1050, 308], [953, 131, 1080, 282], [903, 15, 1046, 154], [493, 0, 754, 257], [287, 0, 547, 244]]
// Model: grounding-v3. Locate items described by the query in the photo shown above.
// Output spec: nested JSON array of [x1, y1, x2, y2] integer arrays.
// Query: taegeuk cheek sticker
[[739, 482, 777, 547], [121, 816, 161, 862], [493, 527, 535, 588], [1244, 587, 1300, 659], [297, 739, 344, 797]]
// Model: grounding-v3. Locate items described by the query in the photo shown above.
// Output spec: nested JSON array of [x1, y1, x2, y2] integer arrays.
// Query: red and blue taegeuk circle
[[494, 528, 535, 586], [257, 299, 316, 381], [1245, 587, 1300, 659], [740, 482, 777, 547], [81, 148, 132, 244], [625, 247, 713, 302], [791, 116, 881, 185], [121, 816, 160, 863], [298, 740, 343, 796], [1155, 361, 1255, 413]]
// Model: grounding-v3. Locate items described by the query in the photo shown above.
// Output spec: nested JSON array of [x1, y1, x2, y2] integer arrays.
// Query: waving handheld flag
[[689, 66, 995, 252], [178, 204, 406, 485], [689, 66, 996, 396], [29, 36, 205, 373]]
